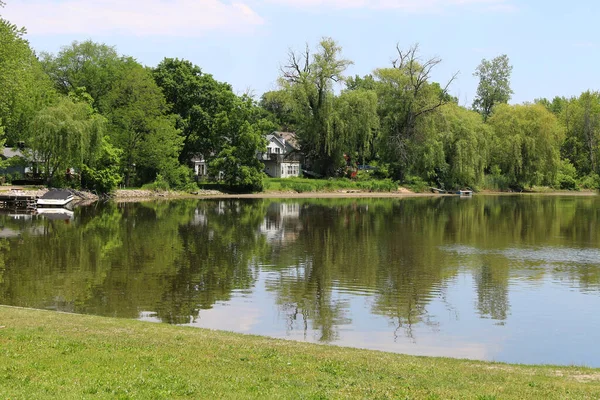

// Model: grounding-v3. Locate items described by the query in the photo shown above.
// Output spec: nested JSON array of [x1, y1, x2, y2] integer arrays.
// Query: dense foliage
[[0, 8, 599, 192]]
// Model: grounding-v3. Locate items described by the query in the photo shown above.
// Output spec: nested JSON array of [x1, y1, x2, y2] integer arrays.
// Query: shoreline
[[1, 305, 599, 399], [0, 185, 597, 204], [110, 188, 598, 202]]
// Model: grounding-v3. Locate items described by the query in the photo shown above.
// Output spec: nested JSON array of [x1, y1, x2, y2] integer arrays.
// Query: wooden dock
[[0, 194, 39, 210]]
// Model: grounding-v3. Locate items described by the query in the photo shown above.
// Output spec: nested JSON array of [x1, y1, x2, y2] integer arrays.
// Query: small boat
[[37, 189, 74, 207], [430, 187, 447, 194]]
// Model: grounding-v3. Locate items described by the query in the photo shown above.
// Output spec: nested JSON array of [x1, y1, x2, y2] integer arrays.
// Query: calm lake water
[[1, 195, 599, 366]]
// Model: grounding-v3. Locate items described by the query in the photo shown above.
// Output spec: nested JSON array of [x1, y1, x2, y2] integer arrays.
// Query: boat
[[37, 189, 74, 207], [457, 190, 473, 197]]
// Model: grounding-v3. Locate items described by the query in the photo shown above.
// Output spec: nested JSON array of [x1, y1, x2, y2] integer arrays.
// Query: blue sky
[[2, 0, 599, 105]]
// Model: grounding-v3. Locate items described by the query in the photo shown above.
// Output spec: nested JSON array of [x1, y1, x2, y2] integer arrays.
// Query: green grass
[[264, 177, 398, 193], [1, 307, 600, 399]]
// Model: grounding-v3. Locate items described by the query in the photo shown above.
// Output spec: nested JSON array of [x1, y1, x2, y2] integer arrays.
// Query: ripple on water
[[441, 245, 600, 266]]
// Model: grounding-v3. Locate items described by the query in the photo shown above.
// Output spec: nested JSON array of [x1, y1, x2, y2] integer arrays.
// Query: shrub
[[404, 175, 429, 193], [81, 165, 122, 194], [142, 174, 170, 191], [291, 183, 315, 193], [579, 173, 600, 190], [555, 160, 578, 190]]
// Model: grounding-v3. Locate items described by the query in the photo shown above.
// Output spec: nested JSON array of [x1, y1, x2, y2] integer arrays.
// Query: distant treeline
[[1, 7, 598, 193]]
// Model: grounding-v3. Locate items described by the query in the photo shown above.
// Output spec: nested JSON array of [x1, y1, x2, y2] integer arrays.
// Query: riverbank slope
[[1, 306, 599, 399]]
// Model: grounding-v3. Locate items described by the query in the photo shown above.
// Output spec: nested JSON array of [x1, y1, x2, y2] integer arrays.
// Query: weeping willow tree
[[29, 96, 104, 183], [488, 103, 564, 188], [334, 89, 379, 165], [279, 38, 353, 176], [432, 104, 490, 189], [375, 44, 458, 181]]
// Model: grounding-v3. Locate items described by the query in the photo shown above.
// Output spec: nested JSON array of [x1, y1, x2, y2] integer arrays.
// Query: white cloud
[[263, 0, 514, 12], [2, 0, 264, 36]]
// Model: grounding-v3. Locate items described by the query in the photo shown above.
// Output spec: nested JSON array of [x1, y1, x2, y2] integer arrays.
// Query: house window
[[267, 147, 272, 154]]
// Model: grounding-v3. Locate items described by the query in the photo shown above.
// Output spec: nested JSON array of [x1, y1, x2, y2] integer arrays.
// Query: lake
[[1, 195, 599, 366]]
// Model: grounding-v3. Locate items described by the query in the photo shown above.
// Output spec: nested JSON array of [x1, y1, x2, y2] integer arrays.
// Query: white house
[[259, 132, 302, 178], [191, 154, 208, 178]]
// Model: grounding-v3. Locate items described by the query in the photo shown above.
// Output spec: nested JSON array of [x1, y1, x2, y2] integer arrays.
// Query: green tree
[[280, 38, 353, 176], [259, 90, 297, 132], [374, 44, 457, 180], [40, 41, 134, 110], [335, 89, 379, 165], [101, 64, 182, 186], [81, 136, 123, 194], [29, 96, 105, 184], [152, 58, 237, 164], [434, 104, 490, 188], [209, 96, 271, 191], [0, 16, 54, 145], [472, 54, 513, 120], [560, 92, 600, 176], [488, 103, 563, 188]]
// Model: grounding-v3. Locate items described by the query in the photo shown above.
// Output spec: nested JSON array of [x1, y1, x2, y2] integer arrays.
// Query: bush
[[578, 173, 600, 190], [81, 165, 122, 194], [404, 175, 429, 193], [161, 163, 197, 191], [555, 160, 578, 190], [142, 174, 170, 192], [290, 182, 315, 193]]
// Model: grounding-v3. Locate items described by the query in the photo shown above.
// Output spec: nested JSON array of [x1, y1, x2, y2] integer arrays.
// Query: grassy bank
[[1, 307, 599, 399], [263, 177, 398, 193]]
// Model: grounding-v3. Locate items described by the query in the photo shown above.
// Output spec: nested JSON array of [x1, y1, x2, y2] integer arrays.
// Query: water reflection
[[0, 196, 599, 366]]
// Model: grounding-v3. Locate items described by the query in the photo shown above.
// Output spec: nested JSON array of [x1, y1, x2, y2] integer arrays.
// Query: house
[[0, 147, 42, 181], [191, 154, 208, 178], [191, 154, 224, 180], [259, 132, 302, 178]]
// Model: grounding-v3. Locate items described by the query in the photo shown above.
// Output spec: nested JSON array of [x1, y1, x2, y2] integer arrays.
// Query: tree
[[209, 95, 271, 191], [375, 44, 458, 180], [335, 89, 379, 165], [81, 136, 123, 194], [0, 16, 55, 145], [40, 40, 134, 111], [152, 58, 237, 164], [433, 104, 490, 188], [259, 90, 297, 132], [488, 103, 563, 188], [472, 54, 513, 120], [29, 95, 105, 184], [280, 37, 353, 176], [560, 92, 600, 176], [101, 63, 182, 186]]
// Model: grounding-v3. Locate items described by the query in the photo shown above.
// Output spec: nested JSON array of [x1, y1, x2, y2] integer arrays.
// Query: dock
[[0, 194, 39, 210]]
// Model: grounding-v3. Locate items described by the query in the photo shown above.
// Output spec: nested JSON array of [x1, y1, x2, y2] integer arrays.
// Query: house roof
[[1, 147, 24, 159], [274, 132, 299, 150], [266, 134, 286, 148]]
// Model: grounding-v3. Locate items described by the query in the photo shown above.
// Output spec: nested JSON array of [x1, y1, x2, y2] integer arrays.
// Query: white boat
[[37, 189, 74, 207]]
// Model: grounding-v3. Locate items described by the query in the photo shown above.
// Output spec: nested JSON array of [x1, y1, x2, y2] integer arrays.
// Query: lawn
[[1, 306, 599, 399], [263, 177, 398, 193]]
